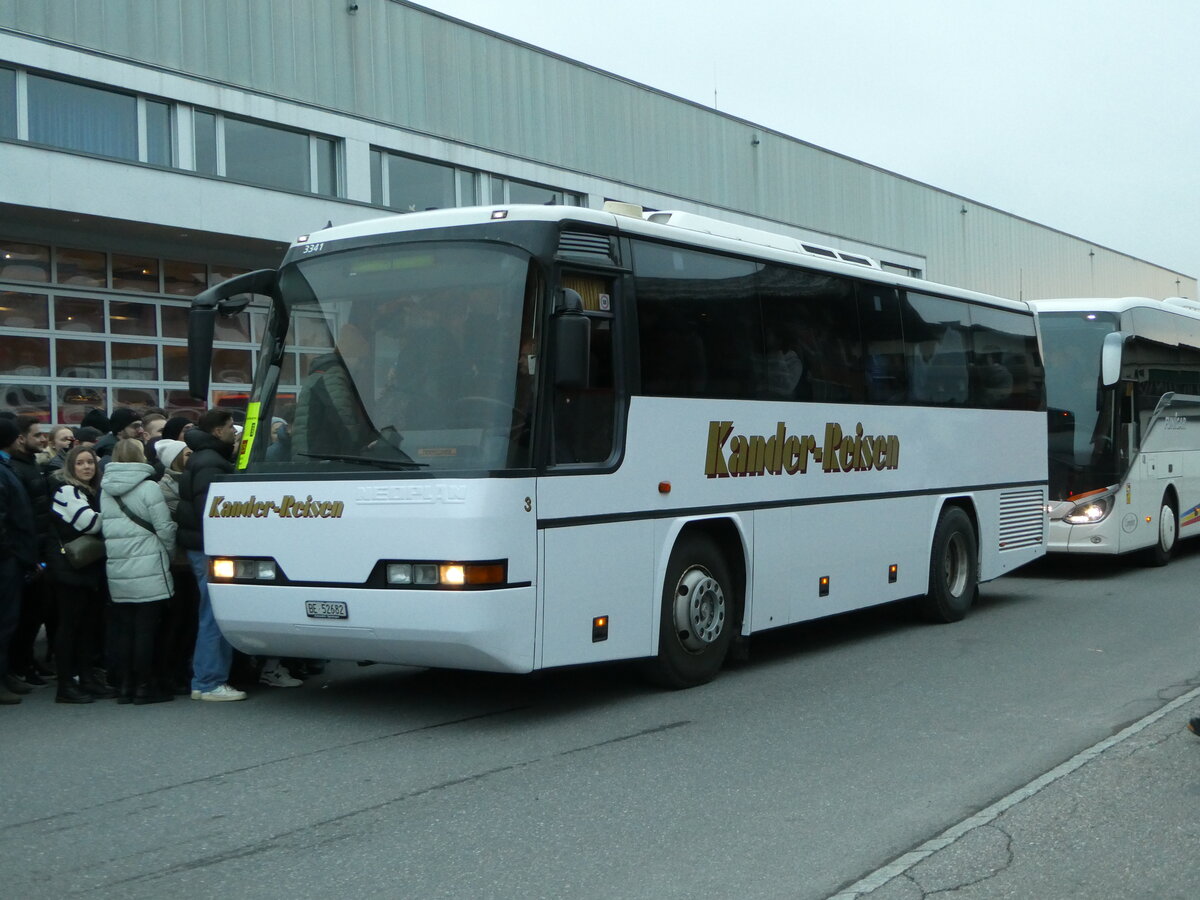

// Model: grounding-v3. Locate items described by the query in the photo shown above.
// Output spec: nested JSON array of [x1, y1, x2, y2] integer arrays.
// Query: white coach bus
[[1031, 297, 1200, 564], [187, 204, 1047, 688]]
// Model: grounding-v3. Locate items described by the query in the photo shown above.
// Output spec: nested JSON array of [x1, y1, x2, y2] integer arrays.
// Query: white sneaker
[[194, 684, 247, 701], [259, 664, 302, 688]]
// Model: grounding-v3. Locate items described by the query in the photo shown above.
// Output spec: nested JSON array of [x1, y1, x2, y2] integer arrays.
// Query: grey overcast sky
[[413, 0, 1199, 282]]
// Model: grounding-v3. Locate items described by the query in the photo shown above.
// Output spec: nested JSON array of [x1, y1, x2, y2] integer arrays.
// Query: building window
[[194, 110, 340, 197], [27, 73, 138, 160], [369, 148, 584, 211], [0, 241, 50, 282], [112, 256, 160, 293], [882, 261, 922, 279], [491, 175, 583, 207], [458, 170, 479, 205], [144, 100, 172, 166], [0, 241, 264, 423], [163, 260, 209, 297], [314, 136, 337, 196], [0, 292, 49, 329], [370, 148, 456, 211], [0, 67, 15, 139], [225, 117, 308, 192], [55, 248, 107, 288], [194, 110, 218, 175]]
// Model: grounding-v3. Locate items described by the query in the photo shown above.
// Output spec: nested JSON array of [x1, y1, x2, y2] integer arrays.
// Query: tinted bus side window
[[758, 265, 862, 402], [968, 304, 1043, 410], [633, 241, 761, 399], [856, 283, 907, 404], [902, 291, 972, 406]]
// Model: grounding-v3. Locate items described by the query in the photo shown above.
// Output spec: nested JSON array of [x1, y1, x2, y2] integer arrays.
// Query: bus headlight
[[211, 558, 277, 581], [1064, 496, 1113, 525], [385, 560, 507, 588]]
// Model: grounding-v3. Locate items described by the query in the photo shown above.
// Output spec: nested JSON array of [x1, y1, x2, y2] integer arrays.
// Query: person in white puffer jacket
[[100, 438, 177, 705]]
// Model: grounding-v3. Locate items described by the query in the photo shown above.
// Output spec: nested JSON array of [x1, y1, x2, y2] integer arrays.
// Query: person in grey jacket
[[100, 439, 177, 704]]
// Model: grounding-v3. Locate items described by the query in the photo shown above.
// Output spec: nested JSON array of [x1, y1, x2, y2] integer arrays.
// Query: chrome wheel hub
[[673, 566, 726, 651]]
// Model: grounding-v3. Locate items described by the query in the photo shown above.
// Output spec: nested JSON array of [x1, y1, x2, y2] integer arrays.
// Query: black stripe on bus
[[536, 479, 1047, 530]]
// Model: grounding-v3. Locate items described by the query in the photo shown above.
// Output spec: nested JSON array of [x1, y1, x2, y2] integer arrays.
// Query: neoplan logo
[[704, 420, 900, 478]]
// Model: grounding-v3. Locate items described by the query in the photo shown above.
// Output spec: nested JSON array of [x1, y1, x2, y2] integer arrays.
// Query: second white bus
[[1032, 297, 1200, 564]]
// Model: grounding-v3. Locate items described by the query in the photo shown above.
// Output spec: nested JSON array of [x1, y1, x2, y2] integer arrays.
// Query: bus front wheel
[[1142, 495, 1178, 567], [646, 533, 738, 689], [916, 507, 979, 623]]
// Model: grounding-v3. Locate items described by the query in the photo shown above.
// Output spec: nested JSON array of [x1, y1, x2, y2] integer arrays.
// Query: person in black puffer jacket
[[7, 416, 53, 687], [174, 409, 245, 702], [0, 417, 38, 704]]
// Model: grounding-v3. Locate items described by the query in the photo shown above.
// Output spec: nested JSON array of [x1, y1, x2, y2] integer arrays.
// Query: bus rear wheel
[[1142, 495, 1178, 567], [915, 506, 979, 623], [646, 533, 738, 689]]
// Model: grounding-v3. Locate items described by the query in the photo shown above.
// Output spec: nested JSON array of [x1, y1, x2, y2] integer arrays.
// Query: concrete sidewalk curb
[[829, 683, 1200, 898]]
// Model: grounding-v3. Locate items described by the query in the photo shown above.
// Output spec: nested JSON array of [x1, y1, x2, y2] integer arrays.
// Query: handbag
[[61, 533, 105, 569]]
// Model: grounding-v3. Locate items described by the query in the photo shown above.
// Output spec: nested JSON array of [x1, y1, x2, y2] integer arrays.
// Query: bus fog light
[[255, 560, 277, 580], [414, 564, 439, 584], [212, 558, 235, 580], [387, 564, 413, 585]]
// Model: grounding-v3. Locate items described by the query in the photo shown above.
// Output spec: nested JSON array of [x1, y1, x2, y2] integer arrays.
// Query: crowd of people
[[0, 406, 309, 707]]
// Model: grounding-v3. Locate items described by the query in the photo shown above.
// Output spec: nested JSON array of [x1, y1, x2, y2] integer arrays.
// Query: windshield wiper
[[297, 452, 428, 470]]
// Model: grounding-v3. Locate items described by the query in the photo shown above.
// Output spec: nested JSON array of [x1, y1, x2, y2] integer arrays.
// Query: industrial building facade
[[0, 0, 1192, 424]]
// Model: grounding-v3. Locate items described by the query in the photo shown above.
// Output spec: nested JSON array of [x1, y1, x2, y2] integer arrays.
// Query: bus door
[[538, 271, 655, 669]]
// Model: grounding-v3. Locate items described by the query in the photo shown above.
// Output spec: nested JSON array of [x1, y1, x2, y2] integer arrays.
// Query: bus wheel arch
[[1142, 487, 1179, 567], [645, 519, 745, 689], [915, 500, 980, 624]]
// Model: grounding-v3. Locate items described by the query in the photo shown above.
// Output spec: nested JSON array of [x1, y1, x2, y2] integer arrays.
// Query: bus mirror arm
[[553, 288, 591, 389], [1100, 331, 1131, 388], [187, 269, 280, 399]]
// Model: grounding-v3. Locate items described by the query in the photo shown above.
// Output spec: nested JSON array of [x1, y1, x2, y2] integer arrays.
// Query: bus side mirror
[[553, 288, 591, 389], [1100, 331, 1128, 388], [188, 269, 279, 399]]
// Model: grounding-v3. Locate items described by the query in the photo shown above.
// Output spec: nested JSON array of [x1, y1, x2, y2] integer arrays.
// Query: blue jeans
[[188, 550, 232, 692]]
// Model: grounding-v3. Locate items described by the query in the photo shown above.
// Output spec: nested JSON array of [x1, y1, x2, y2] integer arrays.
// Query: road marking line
[[828, 684, 1200, 899]]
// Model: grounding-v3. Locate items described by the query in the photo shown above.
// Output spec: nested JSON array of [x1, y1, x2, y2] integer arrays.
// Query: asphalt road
[[3, 541, 1199, 899]]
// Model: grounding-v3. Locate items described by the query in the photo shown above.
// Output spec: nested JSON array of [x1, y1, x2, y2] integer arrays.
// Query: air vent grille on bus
[[837, 253, 872, 266], [558, 231, 615, 262], [997, 489, 1046, 550], [800, 244, 839, 259]]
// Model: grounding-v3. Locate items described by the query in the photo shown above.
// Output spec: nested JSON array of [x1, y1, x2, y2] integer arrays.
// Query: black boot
[[132, 682, 173, 705], [81, 676, 118, 700], [55, 683, 95, 704], [116, 675, 135, 705], [3, 674, 32, 695]]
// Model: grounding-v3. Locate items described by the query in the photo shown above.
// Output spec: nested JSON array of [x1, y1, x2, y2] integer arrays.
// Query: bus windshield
[[1039, 310, 1121, 500], [249, 241, 540, 474]]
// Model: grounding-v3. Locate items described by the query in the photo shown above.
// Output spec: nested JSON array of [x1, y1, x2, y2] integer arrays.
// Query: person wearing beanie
[[78, 408, 110, 434], [155, 440, 189, 483], [161, 416, 194, 442], [0, 417, 39, 705], [94, 408, 143, 460], [74, 426, 103, 448]]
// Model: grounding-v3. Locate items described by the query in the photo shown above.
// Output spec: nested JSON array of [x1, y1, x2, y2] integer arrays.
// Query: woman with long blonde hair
[[47, 444, 112, 703]]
